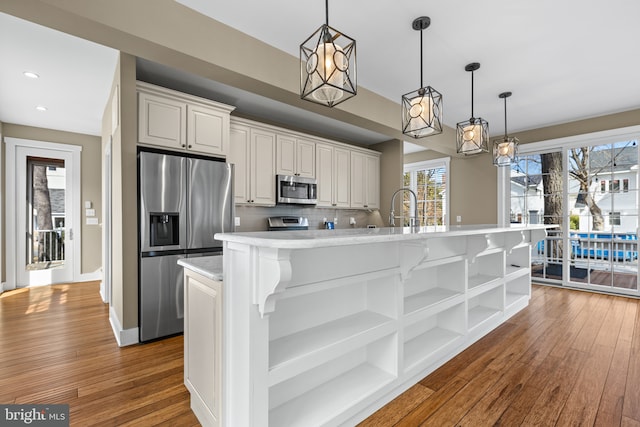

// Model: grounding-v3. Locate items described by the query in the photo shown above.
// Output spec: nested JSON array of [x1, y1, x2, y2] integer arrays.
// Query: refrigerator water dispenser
[[149, 212, 180, 247]]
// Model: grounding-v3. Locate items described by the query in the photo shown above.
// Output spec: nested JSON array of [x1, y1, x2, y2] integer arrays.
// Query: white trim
[[109, 306, 139, 347], [497, 166, 509, 227], [518, 125, 640, 154], [4, 137, 82, 288]]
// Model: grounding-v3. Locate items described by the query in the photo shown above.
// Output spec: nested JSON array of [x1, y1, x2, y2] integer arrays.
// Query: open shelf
[[403, 302, 465, 372], [270, 362, 394, 426], [269, 310, 394, 385], [404, 288, 463, 316], [505, 274, 531, 309], [468, 251, 504, 295], [467, 286, 503, 331], [269, 334, 397, 427], [506, 246, 530, 279], [403, 259, 465, 317]]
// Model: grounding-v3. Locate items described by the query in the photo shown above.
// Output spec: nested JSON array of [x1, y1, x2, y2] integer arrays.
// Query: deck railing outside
[[32, 228, 65, 263]]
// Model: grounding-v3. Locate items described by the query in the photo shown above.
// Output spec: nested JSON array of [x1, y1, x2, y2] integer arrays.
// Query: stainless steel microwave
[[276, 174, 317, 205]]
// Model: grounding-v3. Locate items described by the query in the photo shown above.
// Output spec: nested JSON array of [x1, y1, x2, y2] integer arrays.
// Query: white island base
[[184, 225, 548, 426]]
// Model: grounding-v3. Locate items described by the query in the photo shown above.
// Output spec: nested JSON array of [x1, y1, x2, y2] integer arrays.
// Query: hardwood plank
[[623, 298, 640, 422], [358, 383, 433, 427], [556, 343, 616, 426], [520, 348, 587, 425], [393, 376, 468, 427]]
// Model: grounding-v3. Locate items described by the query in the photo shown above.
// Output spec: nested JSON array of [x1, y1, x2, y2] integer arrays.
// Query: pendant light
[[401, 16, 443, 138], [493, 91, 519, 166], [456, 62, 489, 155], [300, 0, 357, 107]]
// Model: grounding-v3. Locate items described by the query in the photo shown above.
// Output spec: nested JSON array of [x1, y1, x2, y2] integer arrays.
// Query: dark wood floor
[[1, 282, 639, 426]]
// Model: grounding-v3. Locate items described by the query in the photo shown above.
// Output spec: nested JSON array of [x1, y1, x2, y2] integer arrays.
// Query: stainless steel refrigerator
[[138, 149, 233, 342]]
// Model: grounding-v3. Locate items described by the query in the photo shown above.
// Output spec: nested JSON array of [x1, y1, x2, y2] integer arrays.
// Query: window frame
[[404, 157, 450, 228]]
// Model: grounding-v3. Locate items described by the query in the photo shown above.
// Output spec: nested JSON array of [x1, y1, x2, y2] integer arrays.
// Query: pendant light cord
[[325, 0, 329, 26], [503, 96, 508, 138], [419, 28, 424, 89], [470, 70, 475, 118]]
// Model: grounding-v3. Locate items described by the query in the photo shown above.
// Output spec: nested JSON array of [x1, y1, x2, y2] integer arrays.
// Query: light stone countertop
[[178, 255, 223, 281], [215, 224, 553, 249]]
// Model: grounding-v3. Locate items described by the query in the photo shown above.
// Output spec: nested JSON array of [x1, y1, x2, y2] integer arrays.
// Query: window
[[609, 211, 621, 226], [623, 178, 629, 192], [610, 180, 620, 192], [600, 180, 606, 193], [404, 158, 449, 228]]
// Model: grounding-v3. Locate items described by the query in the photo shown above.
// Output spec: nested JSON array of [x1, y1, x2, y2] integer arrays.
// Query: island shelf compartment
[[269, 333, 397, 427], [505, 273, 531, 309], [506, 245, 531, 278], [467, 251, 504, 296], [467, 285, 504, 331], [268, 271, 398, 386], [403, 301, 465, 373], [403, 257, 466, 318]]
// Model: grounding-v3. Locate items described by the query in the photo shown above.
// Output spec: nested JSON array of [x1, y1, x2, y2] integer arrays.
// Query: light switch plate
[[86, 217, 99, 225], [84, 201, 92, 209], [86, 208, 96, 217]]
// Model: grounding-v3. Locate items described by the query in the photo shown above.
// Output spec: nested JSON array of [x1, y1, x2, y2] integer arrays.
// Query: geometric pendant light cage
[[300, 0, 357, 107], [401, 16, 443, 138], [456, 62, 489, 155], [492, 91, 519, 166]]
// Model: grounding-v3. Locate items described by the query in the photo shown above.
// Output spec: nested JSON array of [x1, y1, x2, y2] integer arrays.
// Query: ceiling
[[1, 1, 639, 153]]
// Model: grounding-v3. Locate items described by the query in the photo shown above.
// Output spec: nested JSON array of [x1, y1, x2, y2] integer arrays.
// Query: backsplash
[[234, 205, 385, 232]]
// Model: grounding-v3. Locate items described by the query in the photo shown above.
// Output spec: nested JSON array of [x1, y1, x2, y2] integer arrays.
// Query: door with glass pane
[[16, 147, 74, 286], [510, 140, 639, 295], [567, 141, 638, 292], [510, 152, 564, 282]]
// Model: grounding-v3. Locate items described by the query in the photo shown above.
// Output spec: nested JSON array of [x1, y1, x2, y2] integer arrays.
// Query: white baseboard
[[109, 306, 139, 347], [79, 270, 102, 283]]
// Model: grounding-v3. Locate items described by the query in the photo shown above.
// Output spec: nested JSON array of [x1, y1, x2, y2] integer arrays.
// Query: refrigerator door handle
[[176, 278, 184, 319]]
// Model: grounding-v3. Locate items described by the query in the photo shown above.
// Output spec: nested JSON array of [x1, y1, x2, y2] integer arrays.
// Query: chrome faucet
[[389, 188, 420, 229]]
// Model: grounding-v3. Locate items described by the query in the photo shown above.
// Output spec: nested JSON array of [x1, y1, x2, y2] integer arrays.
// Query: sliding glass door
[[509, 135, 639, 296]]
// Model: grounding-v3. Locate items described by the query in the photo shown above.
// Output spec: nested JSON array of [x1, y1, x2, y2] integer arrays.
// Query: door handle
[[68, 228, 73, 241]]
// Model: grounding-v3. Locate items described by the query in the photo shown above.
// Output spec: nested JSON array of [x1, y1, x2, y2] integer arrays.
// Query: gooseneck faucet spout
[[389, 188, 420, 229]]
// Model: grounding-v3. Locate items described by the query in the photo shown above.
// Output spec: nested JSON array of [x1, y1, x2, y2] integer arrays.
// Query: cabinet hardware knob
[[188, 145, 192, 148], [182, 144, 186, 148]]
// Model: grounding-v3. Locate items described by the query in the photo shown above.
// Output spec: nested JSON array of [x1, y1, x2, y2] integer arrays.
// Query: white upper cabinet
[[351, 151, 380, 209], [276, 135, 315, 178], [137, 82, 234, 156], [228, 122, 276, 206], [316, 143, 351, 208]]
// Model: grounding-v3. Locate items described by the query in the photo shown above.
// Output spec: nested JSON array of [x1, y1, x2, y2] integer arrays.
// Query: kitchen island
[[183, 225, 549, 426]]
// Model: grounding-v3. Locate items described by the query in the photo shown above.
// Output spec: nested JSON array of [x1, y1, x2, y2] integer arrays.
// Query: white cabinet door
[[277, 135, 315, 178], [296, 139, 316, 178], [138, 91, 186, 149], [184, 271, 222, 427], [365, 154, 380, 209], [316, 143, 335, 207], [187, 104, 229, 156], [250, 128, 276, 205], [334, 147, 351, 207], [229, 124, 250, 204], [276, 134, 297, 176], [350, 151, 366, 208]]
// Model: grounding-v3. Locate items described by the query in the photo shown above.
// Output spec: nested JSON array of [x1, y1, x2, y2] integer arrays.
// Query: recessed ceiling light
[[23, 71, 40, 79], [35, 105, 47, 112]]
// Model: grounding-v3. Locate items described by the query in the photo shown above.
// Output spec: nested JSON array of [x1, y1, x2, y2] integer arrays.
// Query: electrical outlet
[[234, 217, 241, 227], [333, 217, 338, 225], [456, 215, 462, 223], [349, 217, 356, 225]]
